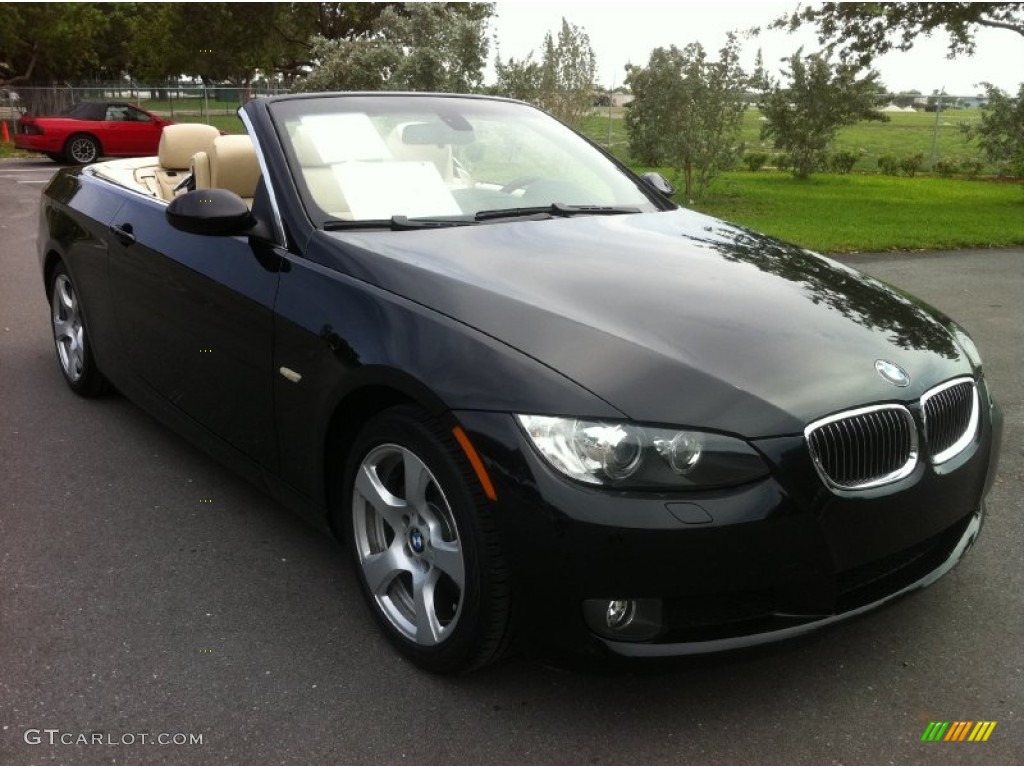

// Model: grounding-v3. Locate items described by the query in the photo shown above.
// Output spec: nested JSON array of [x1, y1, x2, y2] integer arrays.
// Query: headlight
[[515, 415, 769, 489]]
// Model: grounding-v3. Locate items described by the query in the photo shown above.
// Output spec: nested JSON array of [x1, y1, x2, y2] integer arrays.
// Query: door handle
[[110, 222, 135, 246]]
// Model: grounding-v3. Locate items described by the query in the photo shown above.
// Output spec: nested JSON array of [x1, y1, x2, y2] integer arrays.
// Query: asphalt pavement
[[1, 158, 1022, 764]]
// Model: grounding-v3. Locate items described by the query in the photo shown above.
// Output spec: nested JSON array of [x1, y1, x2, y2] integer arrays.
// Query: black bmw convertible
[[38, 92, 1002, 672]]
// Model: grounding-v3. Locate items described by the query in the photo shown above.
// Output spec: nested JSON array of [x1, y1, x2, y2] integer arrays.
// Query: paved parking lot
[[1, 158, 1022, 764]]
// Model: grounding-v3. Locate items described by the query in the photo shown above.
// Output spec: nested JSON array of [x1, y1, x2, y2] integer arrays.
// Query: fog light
[[583, 598, 664, 641], [606, 599, 635, 629]]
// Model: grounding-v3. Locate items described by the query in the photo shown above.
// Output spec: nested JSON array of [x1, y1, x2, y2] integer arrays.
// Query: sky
[[487, 1, 1024, 96]]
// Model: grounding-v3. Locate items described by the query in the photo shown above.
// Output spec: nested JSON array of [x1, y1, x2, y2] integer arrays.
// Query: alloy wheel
[[68, 136, 98, 164], [352, 443, 466, 646], [51, 274, 84, 382]]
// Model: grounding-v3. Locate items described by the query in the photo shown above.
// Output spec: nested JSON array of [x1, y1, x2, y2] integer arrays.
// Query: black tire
[[49, 263, 108, 397], [64, 133, 100, 165], [340, 406, 512, 673], [45, 152, 65, 163]]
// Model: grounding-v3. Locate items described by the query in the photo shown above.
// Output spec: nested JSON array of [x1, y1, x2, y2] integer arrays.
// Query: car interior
[[286, 119, 473, 220], [90, 123, 261, 207], [89, 118, 476, 224]]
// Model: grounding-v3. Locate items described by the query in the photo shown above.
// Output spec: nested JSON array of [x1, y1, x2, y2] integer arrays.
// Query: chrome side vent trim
[[805, 404, 918, 490], [921, 377, 978, 464]]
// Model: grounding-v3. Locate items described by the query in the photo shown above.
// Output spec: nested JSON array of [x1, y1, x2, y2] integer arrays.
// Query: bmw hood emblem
[[875, 359, 910, 387]]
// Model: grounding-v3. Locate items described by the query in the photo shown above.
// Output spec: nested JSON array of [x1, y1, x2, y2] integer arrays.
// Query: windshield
[[267, 94, 661, 225]]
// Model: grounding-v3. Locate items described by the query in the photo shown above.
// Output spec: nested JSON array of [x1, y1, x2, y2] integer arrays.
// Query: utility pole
[[929, 87, 945, 172], [607, 69, 615, 150]]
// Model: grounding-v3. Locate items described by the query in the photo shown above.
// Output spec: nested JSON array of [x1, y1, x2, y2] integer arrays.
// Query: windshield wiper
[[321, 204, 642, 231], [323, 216, 476, 231], [474, 203, 641, 222]]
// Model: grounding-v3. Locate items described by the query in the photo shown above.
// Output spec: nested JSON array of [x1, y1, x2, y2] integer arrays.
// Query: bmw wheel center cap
[[410, 528, 425, 554]]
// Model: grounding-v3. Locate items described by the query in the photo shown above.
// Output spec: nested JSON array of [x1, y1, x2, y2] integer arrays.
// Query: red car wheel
[[65, 134, 100, 164]]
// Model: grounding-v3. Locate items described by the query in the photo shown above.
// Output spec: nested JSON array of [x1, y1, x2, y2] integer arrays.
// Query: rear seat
[[136, 123, 220, 201]]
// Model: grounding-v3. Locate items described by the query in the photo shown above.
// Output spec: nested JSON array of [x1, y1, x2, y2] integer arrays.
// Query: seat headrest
[[209, 135, 260, 198], [158, 123, 221, 169]]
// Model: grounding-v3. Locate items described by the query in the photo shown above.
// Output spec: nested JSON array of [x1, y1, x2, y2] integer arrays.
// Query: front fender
[[271, 250, 624, 505]]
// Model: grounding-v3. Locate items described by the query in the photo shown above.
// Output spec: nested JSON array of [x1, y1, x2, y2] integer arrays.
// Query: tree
[[775, 3, 1024, 67], [962, 83, 1024, 177], [493, 18, 596, 127], [295, 3, 492, 92], [892, 89, 922, 108], [624, 35, 748, 200], [536, 19, 597, 126], [493, 54, 543, 103], [0, 3, 114, 86], [125, 3, 291, 96], [759, 51, 888, 179], [118, 3, 409, 88], [0, 3, 488, 96]]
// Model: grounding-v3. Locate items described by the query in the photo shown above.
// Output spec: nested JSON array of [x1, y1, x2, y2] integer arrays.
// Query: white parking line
[[17, 179, 49, 184]]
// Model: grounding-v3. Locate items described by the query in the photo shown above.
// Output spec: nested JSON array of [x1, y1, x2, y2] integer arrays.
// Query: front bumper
[[602, 507, 982, 656], [454, 391, 1000, 657]]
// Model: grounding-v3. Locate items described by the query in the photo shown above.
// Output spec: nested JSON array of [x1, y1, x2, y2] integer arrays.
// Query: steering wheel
[[499, 176, 545, 195]]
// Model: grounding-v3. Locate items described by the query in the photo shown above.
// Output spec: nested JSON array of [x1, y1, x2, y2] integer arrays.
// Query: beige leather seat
[[143, 123, 220, 200], [292, 126, 350, 217], [192, 135, 261, 206]]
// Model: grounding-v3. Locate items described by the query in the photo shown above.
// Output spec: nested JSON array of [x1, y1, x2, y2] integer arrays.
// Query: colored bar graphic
[[921, 722, 950, 742], [974, 722, 997, 742], [921, 721, 996, 742], [945, 721, 968, 741]]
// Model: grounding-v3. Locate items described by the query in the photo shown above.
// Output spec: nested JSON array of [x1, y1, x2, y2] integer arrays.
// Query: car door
[[102, 104, 159, 154], [123, 106, 165, 154], [106, 194, 282, 470]]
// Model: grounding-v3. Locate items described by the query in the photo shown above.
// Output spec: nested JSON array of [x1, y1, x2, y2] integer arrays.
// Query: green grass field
[[137, 97, 245, 116], [577, 108, 1022, 253], [176, 113, 245, 133], [683, 172, 1024, 253], [580, 108, 987, 174]]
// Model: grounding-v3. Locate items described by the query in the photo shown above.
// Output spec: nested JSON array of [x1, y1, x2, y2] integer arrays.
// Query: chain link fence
[[2, 81, 291, 120]]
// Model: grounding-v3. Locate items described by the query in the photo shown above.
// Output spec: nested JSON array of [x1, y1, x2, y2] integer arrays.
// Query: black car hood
[[318, 210, 971, 437]]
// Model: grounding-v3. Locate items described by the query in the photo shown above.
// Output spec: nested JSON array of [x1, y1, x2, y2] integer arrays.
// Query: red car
[[16, 101, 173, 164]]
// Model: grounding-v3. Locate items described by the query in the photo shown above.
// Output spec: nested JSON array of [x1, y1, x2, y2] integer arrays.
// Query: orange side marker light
[[452, 426, 498, 501]]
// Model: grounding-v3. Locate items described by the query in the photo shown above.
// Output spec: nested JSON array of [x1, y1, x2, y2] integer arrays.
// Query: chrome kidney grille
[[806, 377, 979, 491], [922, 377, 979, 464], [805, 405, 918, 490]]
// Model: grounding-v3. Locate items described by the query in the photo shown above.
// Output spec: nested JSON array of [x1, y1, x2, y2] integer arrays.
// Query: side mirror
[[166, 188, 255, 236], [640, 171, 676, 198]]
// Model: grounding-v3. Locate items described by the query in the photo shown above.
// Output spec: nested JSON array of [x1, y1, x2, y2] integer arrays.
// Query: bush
[[899, 153, 924, 177], [744, 152, 769, 172], [773, 153, 791, 171], [961, 160, 983, 178], [935, 159, 960, 178], [877, 155, 900, 175], [829, 150, 859, 174]]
